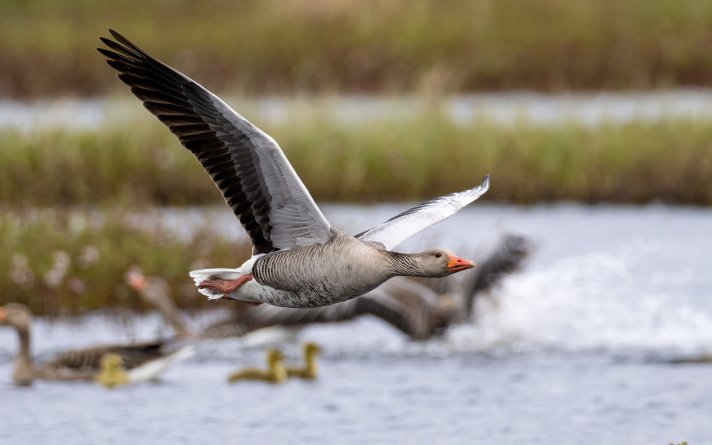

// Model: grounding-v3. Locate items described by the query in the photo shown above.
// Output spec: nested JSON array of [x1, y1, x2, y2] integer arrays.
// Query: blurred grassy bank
[[0, 209, 248, 315], [3, 0, 712, 96], [1, 110, 711, 205]]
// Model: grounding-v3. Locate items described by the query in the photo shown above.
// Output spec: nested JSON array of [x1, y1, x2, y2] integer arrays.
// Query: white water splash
[[448, 250, 712, 354]]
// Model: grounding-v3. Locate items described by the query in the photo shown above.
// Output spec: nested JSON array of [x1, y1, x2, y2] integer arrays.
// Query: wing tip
[[99, 29, 121, 45], [480, 174, 490, 192]]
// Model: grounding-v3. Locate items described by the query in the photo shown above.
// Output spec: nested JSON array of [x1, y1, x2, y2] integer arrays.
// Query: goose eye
[[434, 253, 442, 258]]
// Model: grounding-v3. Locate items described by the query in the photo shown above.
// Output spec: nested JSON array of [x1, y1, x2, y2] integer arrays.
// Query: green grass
[[3, 0, 712, 96], [0, 208, 249, 315], [1, 108, 711, 206]]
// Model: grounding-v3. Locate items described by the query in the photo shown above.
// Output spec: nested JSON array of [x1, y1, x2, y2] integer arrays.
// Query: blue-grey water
[[1, 204, 712, 444], [4, 90, 712, 131]]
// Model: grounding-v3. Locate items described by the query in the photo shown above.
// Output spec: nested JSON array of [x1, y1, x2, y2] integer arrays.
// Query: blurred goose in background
[[99, 30, 488, 309], [126, 268, 193, 338], [0, 303, 194, 386], [285, 342, 321, 380], [227, 348, 287, 384], [128, 234, 530, 341], [127, 268, 261, 339]]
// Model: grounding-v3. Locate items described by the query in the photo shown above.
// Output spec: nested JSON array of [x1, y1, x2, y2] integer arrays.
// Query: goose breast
[[249, 230, 392, 307]]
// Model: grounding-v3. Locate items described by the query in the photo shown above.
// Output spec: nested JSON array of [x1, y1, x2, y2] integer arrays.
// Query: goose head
[[125, 267, 148, 292], [266, 348, 284, 366], [0, 303, 32, 332], [125, 267, 168, 310], [303, 342, 321, 357], [409, 249, 475, 277]]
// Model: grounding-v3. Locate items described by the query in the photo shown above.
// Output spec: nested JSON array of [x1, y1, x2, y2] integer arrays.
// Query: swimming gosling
[[95, 353, 129, 389], [286, 342, 321, 380], [227, 348, 287, 384]]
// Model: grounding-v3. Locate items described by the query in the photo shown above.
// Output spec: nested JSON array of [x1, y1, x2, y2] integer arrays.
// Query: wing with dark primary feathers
[[97, 30, 331, 254], [463, 234, 531, 317]]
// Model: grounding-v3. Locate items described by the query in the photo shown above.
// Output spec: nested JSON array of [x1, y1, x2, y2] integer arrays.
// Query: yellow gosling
[[95, 353, 129, 389], [286, 342, 321, 380], [227, 349, 287, 384]]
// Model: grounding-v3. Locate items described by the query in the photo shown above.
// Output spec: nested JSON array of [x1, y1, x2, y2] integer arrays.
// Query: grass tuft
[[4, 0, 712, 96], [0, 208, 248, 315]]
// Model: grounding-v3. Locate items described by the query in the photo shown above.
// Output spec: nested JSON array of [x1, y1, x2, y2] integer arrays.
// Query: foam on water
[[448, 251, 712, 354]]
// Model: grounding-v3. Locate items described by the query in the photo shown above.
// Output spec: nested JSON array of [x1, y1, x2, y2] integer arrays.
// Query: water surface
[[4, 90, 712, 131], [1, 204, 711, 444]]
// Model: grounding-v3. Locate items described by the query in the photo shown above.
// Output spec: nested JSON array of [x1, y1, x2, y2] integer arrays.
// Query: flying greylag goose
[[0, 303, 194, 386], [234, 233, 532, 339], [227, 348, 287, 384], [285, 342, 321, 380], [98, 30, 489, 308], [127, 234, 530, 340]]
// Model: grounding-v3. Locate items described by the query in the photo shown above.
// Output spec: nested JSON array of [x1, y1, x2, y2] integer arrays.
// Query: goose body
[[0, 303, 193, 386], [99, 30, 489, 308], [192, 229, 436, 307]]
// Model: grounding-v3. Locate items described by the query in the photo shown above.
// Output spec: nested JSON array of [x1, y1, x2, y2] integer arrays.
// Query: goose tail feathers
[[189, 268, 244, 300]]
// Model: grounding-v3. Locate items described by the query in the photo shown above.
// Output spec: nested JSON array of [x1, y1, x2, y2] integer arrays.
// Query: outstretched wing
[[463, 233, 531, 317], [98, 30, 331, 253], [356, 175, 490, 250], [208, 278, 440, 340]]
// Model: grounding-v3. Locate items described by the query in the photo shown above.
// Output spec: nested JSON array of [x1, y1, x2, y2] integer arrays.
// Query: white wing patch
[[357, 175, 490, 251], [127, 346, 195, 383]]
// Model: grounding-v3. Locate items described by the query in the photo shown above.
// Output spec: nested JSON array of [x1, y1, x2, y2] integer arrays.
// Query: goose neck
[[145, 282, 192, 338], [386, 252, 426, 277], [14, 324, 34, 385], [305, 351, 318, 374]]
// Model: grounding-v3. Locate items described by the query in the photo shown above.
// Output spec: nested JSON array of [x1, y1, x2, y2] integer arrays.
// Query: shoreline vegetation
[[1, 109, 711, 206], [0, 209, 249, 315], [3, 0, 712, 97]]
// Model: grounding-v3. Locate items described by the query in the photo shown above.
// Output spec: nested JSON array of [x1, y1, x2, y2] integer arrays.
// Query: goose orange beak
[[447, 254, 475, 272], [0, 307, 6, 322]]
